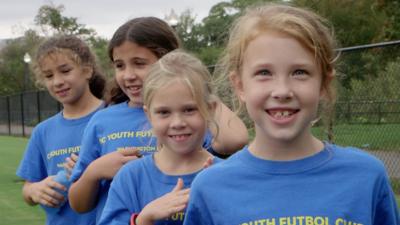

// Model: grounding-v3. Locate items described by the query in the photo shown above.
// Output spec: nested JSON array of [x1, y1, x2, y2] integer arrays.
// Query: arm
[[22, 178, 66, 208], [211, 99, 248, 155], [373, 175, 400, 225], [69, 148, 141, 213]]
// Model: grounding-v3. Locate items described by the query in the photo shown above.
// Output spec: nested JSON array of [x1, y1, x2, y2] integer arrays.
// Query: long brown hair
[[106, 17, 180, 105], [34, 35, 106, 99]]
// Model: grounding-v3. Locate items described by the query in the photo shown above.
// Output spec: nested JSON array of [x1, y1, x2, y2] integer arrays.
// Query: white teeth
[[274, 111, 291, 118]]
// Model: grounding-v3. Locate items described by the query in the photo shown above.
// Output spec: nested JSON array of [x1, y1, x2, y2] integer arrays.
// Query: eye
[[44, 73, 53, 79], [60, 68, 72, 74], [113, 61, 125, 70], [133, 60, 147, 68], [184, 106, 197, 114], [155, 109, 170, 116], [293, 69, 308, 76], [255, 69, 271, 76]]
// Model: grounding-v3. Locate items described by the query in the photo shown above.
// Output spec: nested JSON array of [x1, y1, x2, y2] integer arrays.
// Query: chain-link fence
[[313, 41, 400, 195], [0, 41, 400, 195]]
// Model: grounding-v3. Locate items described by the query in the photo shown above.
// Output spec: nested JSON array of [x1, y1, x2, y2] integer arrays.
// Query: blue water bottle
[[41, 170, 71, 214]]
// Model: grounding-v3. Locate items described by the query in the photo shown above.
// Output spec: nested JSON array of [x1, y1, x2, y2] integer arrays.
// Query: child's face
[[40, 53, 91, 106], [113, 41, 158, 107], [145, 80, 207, 155], [234, 31, 324, 146]]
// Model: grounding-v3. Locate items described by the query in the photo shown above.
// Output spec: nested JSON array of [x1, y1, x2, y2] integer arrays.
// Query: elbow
[[212, 134, 248, 156], [68, 185, 92, 213]]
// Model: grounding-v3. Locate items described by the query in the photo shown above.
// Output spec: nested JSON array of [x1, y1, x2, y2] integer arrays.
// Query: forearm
[[212, 101, 249, 155], [68, 165, 100, 213]]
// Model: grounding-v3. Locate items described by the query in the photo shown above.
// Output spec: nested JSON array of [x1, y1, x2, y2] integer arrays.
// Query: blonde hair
[[216, 3, 338, 113], [143, 50, 218, 135]]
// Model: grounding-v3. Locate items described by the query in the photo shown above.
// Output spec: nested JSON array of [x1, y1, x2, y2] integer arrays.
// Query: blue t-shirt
[[16, 105, 103, 225], [184, 143, 400, 225], [71, 101, 214, 222], [98, 154, 222, 225]]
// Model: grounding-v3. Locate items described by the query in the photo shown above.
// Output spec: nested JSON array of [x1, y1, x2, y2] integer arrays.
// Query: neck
[[249, 128, 324, 161], [63, 90, 102, 119], [154, 147, 211, 175]]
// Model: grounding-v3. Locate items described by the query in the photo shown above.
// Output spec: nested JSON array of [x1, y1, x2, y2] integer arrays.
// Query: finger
[[40, 197, 59, 207], [44, 185, 65, 201], [172, 178, 184, 192], [64, 159, 74, 172], [203, 156, 214, 169], [119, 147, 141, 156], [70, 153, 79, 162], [177, 188, 190, 195], [48, 179, 67, 192], [168, 204, 187, 215], [122, 155, 141, 163], [42, 190, 63, 206]]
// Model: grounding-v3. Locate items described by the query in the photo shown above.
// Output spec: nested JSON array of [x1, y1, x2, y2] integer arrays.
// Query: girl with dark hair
[[69, 17, 248, 223], [16, 34, 106, 225]]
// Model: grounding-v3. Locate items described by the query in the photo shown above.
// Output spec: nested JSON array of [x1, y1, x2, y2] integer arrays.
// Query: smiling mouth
[[127, 85, 142, 92], [267, 109, 299, 119], [169, 134, 191, 141], [56, 89, 69, 96]]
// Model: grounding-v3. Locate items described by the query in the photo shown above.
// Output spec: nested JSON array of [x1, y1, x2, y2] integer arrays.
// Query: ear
[[320, 69, 335, 97], [229, 71, 245, 102], [207, 99, 219, 119], [82, 66, 93, 80]]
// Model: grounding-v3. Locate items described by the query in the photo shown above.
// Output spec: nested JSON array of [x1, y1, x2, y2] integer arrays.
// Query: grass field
[[0, 136, 44, 225], [0, 134, 399, 225], [312, 123, 400, 151]]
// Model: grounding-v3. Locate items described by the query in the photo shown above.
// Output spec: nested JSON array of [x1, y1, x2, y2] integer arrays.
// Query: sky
[[0, 0, 223, 40]]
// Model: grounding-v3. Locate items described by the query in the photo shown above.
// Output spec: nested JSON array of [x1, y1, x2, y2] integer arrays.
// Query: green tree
[[0, 30, 42, 95], [35, 3, 96, 38], [34, 3, 112, 79]]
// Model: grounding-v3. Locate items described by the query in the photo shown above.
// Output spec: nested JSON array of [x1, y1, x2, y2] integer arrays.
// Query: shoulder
[[115, 155, 150, 179], [92, 102, 127, 117], [329, 143, 387, 174], [30, 112, 61, 134]]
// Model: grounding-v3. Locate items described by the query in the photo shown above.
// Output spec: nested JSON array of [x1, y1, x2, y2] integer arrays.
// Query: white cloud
[[0, 0, 223, 39]]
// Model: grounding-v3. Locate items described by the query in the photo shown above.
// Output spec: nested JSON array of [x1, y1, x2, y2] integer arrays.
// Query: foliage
[[0, 3, 112, 96], [87, 36, 113, 78], [34, 4, 96, 38], [1, 0, 400, 97], [0, 30, 43, 95]]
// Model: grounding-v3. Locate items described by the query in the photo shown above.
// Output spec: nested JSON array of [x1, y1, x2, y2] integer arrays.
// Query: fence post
[[20, 93, 25, 137], [6, 96, 11, 135]]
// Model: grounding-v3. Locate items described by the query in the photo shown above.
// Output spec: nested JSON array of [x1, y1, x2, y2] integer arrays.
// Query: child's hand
[[136, 178, 189, 225], [89, 147, 141, 180], [203, 156, 214, 169], [26, 176, 67, 207], [64, 153, 78, 178]]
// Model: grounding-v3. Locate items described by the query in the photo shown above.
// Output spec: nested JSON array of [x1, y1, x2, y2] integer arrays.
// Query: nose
[[170, 114, 187, 129], [270, 76, 293, 101], [53, 73, 65, 87], [123, 66, 137, 80]]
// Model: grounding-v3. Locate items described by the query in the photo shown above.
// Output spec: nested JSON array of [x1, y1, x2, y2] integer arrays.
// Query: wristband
[[130, 213, 139, 225]]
